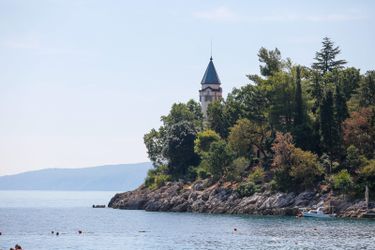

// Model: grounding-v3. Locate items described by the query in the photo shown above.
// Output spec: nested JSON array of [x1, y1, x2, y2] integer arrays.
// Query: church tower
[[199, 57, 223, 117]]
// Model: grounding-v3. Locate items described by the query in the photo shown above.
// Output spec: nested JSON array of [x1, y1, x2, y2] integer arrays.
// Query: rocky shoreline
[[108, 179, 375, 218]]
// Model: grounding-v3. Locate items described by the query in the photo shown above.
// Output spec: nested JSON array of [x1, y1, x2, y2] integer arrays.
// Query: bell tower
[[199, 57, 223, 117]]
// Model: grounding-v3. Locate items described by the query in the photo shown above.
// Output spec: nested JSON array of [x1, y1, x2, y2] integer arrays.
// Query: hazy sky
[[0, 0, 374, 175]]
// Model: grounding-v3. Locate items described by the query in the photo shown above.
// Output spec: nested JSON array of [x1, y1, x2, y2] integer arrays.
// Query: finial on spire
[[210, 39, 213, 60]]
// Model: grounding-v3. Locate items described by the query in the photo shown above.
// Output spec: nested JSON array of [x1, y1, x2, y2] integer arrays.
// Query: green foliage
[[257, 47, 284, 77], [358, 71, 375, 107], [289, 148, 324, 190], [204, 140, 234, 180], [320, 90, 340, 160], [331, 170, 353, 194], [345, 145, 366, 173], [144, 128, 166, 166], [312, 37, 347, 74], [360, 160, 375, 189], [248, 166, 265, 185], [145, 165, 171, 190], [143, 40, 374, 196], [335, 85, 349, 124], [194, 130, 221, 157], [161, 100, 203, 131], [196, 167, 209, 180], [338, 67, 361, 100], [163, 121, 199, 178], [271, 132, 323, 191], [206, 100, 229, 138], [266, 72, 296, 132], [228, 118, 271, 160], [236, 182, 257, 197]]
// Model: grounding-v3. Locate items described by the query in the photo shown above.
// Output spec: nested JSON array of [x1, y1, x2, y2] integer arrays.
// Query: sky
[[0, 0, 374, 175]]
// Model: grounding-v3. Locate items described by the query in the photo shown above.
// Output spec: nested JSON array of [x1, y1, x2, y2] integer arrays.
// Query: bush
[[226, 157, 250, 181], [145, 165, 171, 189], [152, 174, 171, 189], [360, 160, 375, 189], [204, 140, 234, 179], [248, 166, 265, 184], [236, 182, 257, 197], [331, 170, 353, 194]]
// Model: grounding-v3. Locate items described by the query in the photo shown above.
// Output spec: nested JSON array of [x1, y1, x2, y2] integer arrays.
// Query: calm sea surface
[[0, 191, 374, 250]]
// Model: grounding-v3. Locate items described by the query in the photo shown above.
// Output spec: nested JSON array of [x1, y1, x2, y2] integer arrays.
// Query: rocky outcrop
[[108, 180, 374, 218]]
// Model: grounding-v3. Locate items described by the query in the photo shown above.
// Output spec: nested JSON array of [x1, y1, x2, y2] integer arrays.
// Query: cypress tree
[[320, 90, 340, 163], [292, 66, 315, 151], [294, 66, 304, 126], [335, 85, 349, 125]]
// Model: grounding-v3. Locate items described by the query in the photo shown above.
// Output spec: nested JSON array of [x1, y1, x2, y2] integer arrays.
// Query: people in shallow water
[[10, 244, 23, 250]]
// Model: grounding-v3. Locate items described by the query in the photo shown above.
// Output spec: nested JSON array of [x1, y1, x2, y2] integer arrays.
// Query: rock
[[108, 180, 369, 218]]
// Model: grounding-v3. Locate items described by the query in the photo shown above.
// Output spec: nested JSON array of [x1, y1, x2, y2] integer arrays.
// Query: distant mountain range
[[0, 162, 152, 191]]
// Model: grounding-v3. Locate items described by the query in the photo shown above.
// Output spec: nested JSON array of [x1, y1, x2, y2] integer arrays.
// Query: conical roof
[[201, 57, 221, 85]]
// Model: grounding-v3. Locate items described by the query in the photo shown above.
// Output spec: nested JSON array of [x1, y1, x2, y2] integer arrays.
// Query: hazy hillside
[[0, 162, 152, 191]]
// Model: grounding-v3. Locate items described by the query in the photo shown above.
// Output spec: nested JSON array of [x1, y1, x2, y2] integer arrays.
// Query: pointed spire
[[201, 57, 221, 85]]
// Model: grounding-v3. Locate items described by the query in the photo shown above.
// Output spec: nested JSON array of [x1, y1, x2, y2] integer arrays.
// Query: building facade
[[199, 57, 223, 117]]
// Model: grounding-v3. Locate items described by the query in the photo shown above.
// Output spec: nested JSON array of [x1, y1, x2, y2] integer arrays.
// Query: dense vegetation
[[143, 37, 375, 199]]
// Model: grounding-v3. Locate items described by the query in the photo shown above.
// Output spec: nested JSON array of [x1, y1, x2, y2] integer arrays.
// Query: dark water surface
[[0, 191, 374, 250]]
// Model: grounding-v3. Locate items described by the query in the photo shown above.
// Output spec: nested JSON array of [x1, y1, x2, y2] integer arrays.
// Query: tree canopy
[[143, 37, 375, 197]]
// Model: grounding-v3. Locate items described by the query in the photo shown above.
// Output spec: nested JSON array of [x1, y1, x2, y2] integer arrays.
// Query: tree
[[360, 160, 375, 190], [161, 100, 203, 131], [271, 132, 323, 191], [292, 66, 315, 151], [265, 72, 295, 132], [338, 67, 361, 100], [335, 85, 349, 125], [162, 121, 199, 178], [331, 170, 353, 195], [205, 140, 234, 179], [144, 128, 166, 166], [206, 100, 229, 138], [228, 118, 271, 159], [290, 148, 324, 190], [343, 108, 375, 158], [226, 84, 269, 124], [258, 47, 283, 77], [194, 130, 221, 157], [312, 37, 347, 74], [345, 145, 366, 173], [320, 90, 340, 161], [358, 71, 375, 107], [294, 66, 304, 126]]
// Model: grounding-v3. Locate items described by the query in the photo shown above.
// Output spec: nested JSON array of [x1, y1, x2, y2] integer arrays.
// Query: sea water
[[0, 190, 374, 250]]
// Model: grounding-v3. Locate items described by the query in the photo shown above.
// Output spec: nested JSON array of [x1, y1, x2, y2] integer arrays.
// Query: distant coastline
[[0, 162, 152, 191]]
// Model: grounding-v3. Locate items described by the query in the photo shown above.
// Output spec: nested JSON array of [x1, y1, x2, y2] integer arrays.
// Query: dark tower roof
[[201, 57, 221, 85]]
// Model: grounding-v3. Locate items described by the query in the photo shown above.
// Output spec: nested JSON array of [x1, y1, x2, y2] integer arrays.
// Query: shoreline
[[108, 179, 375, 219]]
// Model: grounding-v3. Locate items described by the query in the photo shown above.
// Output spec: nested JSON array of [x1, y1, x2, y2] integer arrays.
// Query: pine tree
[[312, 37, 347, 74]]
